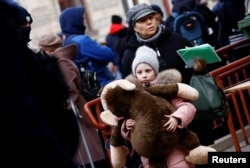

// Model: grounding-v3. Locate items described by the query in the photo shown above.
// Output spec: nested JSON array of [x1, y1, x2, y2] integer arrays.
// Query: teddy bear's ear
[[116, 79, 136, 90], [100, 110, 118, 126], [101, 79, 136, 111], [102, 79, 136, 92]]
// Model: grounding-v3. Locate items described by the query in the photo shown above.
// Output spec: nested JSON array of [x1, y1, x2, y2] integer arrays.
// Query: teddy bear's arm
[[110, 121, 126, 146], [109, 120, 130, 168], [144, 83, 178, 99], [176, 83, 199, 101], [145, 83, 199, 101]]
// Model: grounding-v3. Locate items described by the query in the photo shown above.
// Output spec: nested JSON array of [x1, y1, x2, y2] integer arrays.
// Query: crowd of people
[[2, 0, 248, 167]]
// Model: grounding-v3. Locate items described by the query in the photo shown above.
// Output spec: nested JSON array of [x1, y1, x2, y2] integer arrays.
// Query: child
[[122, 45, 196, 168]]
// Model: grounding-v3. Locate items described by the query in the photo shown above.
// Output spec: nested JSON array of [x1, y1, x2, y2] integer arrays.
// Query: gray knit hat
[[126, 3, 155, 27], [132, 46, 159, 75]]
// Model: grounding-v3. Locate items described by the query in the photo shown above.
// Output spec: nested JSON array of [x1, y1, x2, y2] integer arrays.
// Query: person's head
[[171, 0, 196, 13], [59, 7, 86, 36], [126, 3, 158, 39], [9, 4, 33, 44], [132, 46, 159, 86], [151, 4, 164, 24], [111, 15, 122, 24], [38, 34, 63, 55]]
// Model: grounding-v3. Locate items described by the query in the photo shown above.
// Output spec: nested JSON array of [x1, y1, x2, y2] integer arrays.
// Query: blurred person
[[165, 0, 197, 31], [1, 1, 79, 167], [188, 58, 219, 168], [59, 6, 115, 87], [105, 15, 129, 79], [212, 0, 246, 47], [151, 4, 165, 25], [165, 0, 220, 49], [38, 34, 63, 55], [38, 34, 110, 168]]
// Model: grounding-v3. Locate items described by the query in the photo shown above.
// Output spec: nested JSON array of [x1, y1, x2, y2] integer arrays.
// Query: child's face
[[135, 63, 156, 86]]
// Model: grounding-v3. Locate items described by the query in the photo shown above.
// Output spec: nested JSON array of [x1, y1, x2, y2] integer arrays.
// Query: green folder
[[177, 43, 221, 68]]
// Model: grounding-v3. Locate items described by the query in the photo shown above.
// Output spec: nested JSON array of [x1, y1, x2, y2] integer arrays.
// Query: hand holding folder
[[177, 44, 221, 68]]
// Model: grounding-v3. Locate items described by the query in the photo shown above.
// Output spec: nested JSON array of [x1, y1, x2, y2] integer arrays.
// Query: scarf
[[135, 24, 165, 45]]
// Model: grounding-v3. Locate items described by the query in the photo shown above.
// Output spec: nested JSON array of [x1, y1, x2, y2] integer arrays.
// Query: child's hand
[[164, 115, 178, 133], [126, 119, 136, 130], [121, 121, 131, 140]]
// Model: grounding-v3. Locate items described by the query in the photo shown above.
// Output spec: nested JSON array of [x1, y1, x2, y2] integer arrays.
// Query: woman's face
[[134, 14, 158, 39], [135, 63, 156, 86]]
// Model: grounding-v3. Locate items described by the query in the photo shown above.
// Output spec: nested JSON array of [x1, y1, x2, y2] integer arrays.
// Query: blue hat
[[151, 4, 163, 17], [16, 5, 33, 26]]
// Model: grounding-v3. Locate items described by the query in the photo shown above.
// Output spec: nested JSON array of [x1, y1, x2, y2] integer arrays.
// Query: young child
[[122, 45, 196, 168]]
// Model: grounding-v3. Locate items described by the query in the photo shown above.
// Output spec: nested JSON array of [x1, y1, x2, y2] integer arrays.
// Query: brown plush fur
[[155, 68, 182, 84], [104, 84, 201, 168]]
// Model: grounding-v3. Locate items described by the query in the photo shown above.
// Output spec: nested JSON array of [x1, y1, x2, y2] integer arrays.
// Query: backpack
[[173, 10, 209, 46], [79, 63, 101, 101], [63, 35, 102, 101]]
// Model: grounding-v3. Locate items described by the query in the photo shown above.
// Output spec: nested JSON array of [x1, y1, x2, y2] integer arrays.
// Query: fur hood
[[125, 69, 182, 87]]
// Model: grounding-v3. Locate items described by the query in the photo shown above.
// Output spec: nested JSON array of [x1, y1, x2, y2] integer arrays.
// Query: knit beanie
[[38, 34, 63, 51], [132, 46, 159, 75]]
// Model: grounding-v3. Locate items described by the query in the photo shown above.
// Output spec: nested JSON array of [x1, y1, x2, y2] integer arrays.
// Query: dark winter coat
[[106, 24, 128, 66], [1, 1, 79, 167], [215, 0, 246, 47], [120, 26, 193, 84]]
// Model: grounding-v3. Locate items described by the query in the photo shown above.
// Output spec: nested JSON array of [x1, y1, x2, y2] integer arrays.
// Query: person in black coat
[[106, 15, 129, 79], [213, 0, 246, 47], [121, 3, 193, 84], [1, 1, 79, 167]]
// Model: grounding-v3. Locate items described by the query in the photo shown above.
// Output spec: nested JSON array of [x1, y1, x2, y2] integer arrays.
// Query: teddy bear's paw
[[185, 145, 217, 165], [100, 110, 118, 126], [110, 145, 129, 168], [177, 83, 199, 101]]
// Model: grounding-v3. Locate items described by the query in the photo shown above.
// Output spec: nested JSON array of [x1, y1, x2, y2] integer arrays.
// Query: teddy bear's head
[[100, 79, 136, 126]]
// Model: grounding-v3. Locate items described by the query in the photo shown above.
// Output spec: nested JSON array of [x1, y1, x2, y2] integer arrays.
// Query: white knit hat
[[132, 45, 159, 75]]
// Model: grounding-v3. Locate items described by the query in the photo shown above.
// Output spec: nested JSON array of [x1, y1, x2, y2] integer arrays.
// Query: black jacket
[[120, 27, 193, 84]]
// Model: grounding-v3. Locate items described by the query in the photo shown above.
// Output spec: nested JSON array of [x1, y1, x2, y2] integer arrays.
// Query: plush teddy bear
[[100, 77, 216, 168]]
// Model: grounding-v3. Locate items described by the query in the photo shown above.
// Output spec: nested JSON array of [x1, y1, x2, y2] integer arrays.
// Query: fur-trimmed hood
[[125, 69, 182, 87]]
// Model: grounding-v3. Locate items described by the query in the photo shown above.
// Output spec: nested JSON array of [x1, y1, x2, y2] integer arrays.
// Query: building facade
[[16, 0, 218, 50]]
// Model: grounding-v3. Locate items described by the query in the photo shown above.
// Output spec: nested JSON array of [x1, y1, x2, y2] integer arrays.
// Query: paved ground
[[211, 125, 250, 152], [223, 139, 250, 152]]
